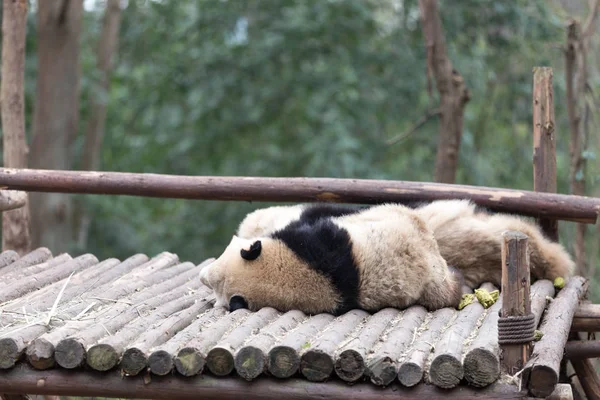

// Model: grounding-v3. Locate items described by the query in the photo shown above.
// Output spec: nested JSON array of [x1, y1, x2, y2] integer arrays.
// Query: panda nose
[[229, 295, 249, 311]]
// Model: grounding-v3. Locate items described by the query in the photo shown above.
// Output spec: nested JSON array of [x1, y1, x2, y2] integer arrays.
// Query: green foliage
[[14, 1, 599, 300]]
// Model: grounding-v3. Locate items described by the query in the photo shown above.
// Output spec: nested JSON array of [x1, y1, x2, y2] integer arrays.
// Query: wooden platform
[[0, 249, 566, 398]]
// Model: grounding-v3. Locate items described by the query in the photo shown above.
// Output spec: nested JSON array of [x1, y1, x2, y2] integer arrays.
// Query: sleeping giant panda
[[236, 200, 575, 288], [200, 203, 464, 315]]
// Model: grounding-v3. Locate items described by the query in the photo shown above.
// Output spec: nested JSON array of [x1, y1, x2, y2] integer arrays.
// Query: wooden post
[[499, 231, 531, 375], [532, 67, 558, 241]]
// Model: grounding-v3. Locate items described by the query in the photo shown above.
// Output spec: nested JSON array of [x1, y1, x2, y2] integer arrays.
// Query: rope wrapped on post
[[497, 313, 535, 345]]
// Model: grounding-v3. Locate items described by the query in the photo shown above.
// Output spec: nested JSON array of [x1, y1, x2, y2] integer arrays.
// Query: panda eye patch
[[229, 295, 249, 311], [240, 240, 262, 260]]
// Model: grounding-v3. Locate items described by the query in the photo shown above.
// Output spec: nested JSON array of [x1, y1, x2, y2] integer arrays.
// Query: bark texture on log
[[418, 0, 470, 184], [397, 308, 455, 387], [0, 364, 529, 400], [267, 313, 334, 379], [532, 67, 558, 241], [334, 308, 400, 383], [0, 168, 598, 223], [523, 276, 588, 398], [1, 0, 31, 255], [206, 307, 280, 377], [29, 0, 83, 253], [0, 192, 27, 213], [299, 309, 369, 382], [500, 231, 531, 376]]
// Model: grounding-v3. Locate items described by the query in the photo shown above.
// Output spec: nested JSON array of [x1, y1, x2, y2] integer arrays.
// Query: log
[[366, 306, 428, 386], [1, 256, 200, 370], [428, 283, 493, 389], [334, 308, 401, 383], [0, 251, 19, 270], [0, 247, 52, 277], [172, 308, 249, 377], [499, 231, 532, 376], [0, 191, 26, 212], [53, 274, 208, 370], [149, 307, 230, 376], [564, 340, 600, 359], [571, 303, 600, 332], [0, 168, 598, 223], [86, 290, 214, 372], [2, 253, 72, 284], [120, 296, 220, 376], [396, 308, 455, 387], [299, 309, 369, 382], [0, 254, 99, 303], [523, 276, 587, 398], [546, 384, 574, 400], [463, 280, 556, 388], [205, 307, 281, 377], [570, 358, 600, 400], [532, 67, 559, 241], [235, 310, 306, 381], [529, 280, 556, 327], [463, 297, 503, 387], [0, 364, 532, 400], [267, 313, 334, 379]]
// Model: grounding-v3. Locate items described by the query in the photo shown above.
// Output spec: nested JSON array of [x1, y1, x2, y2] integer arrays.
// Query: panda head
[[199, 235, 341, 314]]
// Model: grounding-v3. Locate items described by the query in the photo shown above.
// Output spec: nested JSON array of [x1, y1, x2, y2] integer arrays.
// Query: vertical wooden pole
[[500, 231, 531, 375], [532, 67, 558, 242]]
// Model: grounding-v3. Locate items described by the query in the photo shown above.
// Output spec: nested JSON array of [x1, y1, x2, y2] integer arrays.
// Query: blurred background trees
[[0, 0, 598, 297]]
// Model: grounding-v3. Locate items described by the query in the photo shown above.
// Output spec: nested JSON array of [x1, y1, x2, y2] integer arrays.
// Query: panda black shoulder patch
[[271, 217, 360, 315], [299, 204, 364, 224]]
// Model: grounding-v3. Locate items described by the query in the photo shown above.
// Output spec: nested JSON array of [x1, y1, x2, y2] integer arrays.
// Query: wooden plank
[[532, 66, 559, 241], [0, 364, 534, 400], [523, 276, 588, 398], [0, 168, 598, 223], [499, 231, 532, 376]]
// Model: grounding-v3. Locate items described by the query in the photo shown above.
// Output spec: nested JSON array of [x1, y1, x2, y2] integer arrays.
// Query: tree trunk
[[75, 0, 122, 249], [565, 0, 599, 276], [29, 0, 84, 253], [1, 0, 32, 256], [418, 0, 470, 184]]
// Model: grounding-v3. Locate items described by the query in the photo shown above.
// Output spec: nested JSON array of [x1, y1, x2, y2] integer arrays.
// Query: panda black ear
[[241, 240, 262, 260]]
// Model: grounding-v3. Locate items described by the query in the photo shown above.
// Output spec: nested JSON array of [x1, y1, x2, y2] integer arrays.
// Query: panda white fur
[[236, 200, 575, 289], [200, 203, 464, 315]]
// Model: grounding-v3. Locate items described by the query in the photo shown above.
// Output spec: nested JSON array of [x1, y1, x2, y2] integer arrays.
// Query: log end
[[234, 346, 266, 381], [25, 338, 55, 370], [148, 350, 174, 376], [463, 348, 499, 388], [397, 362, 423, 387], [55, 338, 85, 369], [0, 338, 20, 369], [174, 347, 205, 377], [86, 343, 119, 371], [268, 345, 300, 379], [334, 349, 365, 383], [120, 347, 148, 376], [429, 354, 464, 389], [529, 365, 559, 398], [367, 356, 397, 387], [206, 346, 234, 377], [300, 349, 334, 382]]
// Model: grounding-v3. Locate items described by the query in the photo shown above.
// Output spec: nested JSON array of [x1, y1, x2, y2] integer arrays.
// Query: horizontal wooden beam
[[0, 168, 598, 223], [564, 340, 600, 359], [0, 364, 534, 400], [571, 303, 600, 332]]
